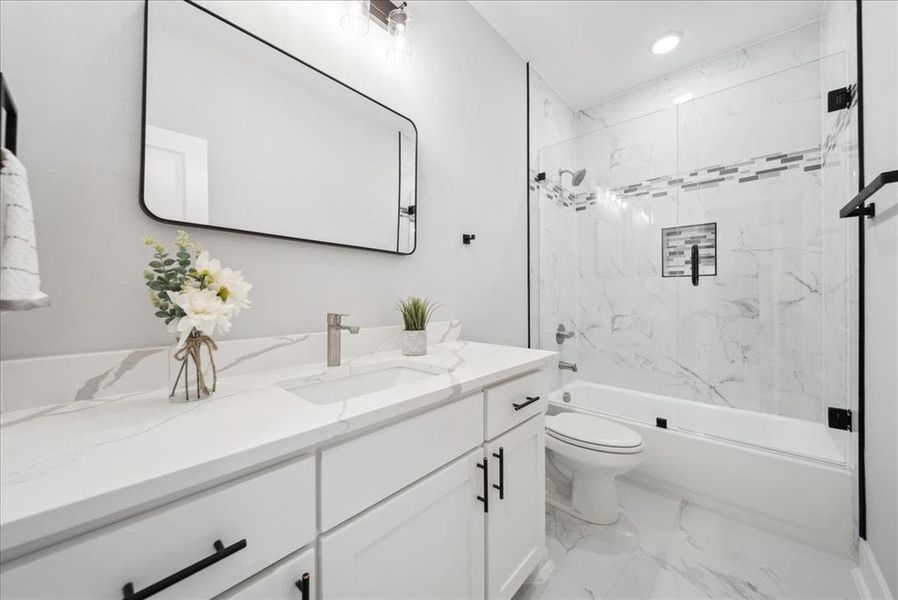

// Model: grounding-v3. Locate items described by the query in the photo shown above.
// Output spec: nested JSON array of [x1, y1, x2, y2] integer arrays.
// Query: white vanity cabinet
[[0, 362, 551, 600], [319, 369, 548, 600], [485, 416, 546, 600], [0, 456, 316, 600], [320, 449, 487, 599]]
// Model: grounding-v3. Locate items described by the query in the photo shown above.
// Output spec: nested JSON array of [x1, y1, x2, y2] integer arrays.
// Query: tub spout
[[559, 361, 578, 372]]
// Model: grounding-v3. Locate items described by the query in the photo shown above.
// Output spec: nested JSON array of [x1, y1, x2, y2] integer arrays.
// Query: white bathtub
[[548, 381, 855, 557], [551, 380, 848, 465]]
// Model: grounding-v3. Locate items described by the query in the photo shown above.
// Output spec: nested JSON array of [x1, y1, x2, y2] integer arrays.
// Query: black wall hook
[[463, 234, 476, 245]]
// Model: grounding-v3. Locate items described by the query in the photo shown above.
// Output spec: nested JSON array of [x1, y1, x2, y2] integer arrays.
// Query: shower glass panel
[[535, 51, 857, 465], [673, 55, 856, 463]]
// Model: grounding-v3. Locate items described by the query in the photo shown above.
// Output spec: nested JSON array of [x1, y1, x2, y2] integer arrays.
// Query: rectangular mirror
[[141, 0, 417, 254]]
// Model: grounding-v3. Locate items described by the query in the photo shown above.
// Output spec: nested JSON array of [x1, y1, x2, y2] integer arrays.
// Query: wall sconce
[[386, 3, 413, 66], [341, 0, 370, 37]]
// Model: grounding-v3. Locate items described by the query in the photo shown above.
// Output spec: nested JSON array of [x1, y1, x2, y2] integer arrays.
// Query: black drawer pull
[[121, 538, 247, 600], [492, 447, 505, 500], [295, 572, 311, 600], [512, 396, 540, 411], [476, 458, 489, 513]]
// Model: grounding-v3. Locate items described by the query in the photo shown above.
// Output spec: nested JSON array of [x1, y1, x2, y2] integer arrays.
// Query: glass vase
[[169, 329, 218, 402]]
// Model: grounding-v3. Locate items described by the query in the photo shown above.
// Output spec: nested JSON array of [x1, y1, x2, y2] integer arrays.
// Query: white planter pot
[[401, 329, 427, 356]]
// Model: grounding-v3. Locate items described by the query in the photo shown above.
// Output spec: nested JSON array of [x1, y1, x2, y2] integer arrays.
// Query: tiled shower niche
[[662, 223, 717, 278]]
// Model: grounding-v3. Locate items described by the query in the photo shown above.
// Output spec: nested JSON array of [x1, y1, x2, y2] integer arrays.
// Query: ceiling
[[469, 1, 823, 110]]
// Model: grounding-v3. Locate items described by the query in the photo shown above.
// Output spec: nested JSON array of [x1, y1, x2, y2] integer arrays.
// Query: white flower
[[168, 287, 235, 346], [194, 250, 251, 313], [216, 267, 252, 312], [195, 251, 224, 287]]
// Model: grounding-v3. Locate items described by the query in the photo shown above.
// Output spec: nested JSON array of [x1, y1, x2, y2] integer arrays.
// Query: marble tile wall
[[532, 24, 858, 425], [0, 320, 462, 413], [575, 21, 823, 136]]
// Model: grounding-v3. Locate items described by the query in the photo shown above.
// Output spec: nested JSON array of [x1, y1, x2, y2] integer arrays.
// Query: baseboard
[[853, 540, 894, 600]]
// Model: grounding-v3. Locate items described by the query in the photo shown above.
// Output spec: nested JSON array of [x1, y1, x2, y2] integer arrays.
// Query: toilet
[[545, 412, 645, 525]]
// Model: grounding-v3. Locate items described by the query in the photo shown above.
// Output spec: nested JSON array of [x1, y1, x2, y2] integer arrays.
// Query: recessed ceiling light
[[673, 92, 694, 105], [651, 32, 682, 55]]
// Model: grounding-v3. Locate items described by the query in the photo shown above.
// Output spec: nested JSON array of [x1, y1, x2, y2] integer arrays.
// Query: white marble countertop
[[0, 341, 555, 559]]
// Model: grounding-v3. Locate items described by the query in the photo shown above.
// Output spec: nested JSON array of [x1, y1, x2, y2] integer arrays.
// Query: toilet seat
[[546, 413, 644, 455]]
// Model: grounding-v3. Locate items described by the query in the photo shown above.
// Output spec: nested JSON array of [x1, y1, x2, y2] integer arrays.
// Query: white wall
[[0, 1, 527, 359], [861, 1, 898, 595]]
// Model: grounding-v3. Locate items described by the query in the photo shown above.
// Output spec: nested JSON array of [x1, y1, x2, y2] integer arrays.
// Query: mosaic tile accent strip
[[611, 147, 822, 202], [530, 168, 597, 209], [662, 222, 717, 278], [531, 142, 830, 212]]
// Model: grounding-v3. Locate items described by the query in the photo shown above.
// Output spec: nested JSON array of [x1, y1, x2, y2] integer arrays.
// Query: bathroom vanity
[[0, 341, 554, 599]]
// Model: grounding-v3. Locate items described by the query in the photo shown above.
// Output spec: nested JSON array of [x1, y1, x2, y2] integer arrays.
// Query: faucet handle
[[327, 312, 349, 325]]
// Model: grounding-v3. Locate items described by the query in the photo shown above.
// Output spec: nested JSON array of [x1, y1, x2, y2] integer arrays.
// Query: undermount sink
[[279, 364, 444, 405]]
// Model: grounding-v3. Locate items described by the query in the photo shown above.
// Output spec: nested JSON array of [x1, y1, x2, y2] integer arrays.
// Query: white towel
[[0, 147, 49, 311]]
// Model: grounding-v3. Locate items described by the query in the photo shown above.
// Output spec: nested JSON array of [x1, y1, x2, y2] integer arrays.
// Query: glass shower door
[[536, 107, 682, 402], [672, 54, 857, 465]]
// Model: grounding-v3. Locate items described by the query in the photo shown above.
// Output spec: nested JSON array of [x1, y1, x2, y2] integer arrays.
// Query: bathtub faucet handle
[[556, 324, 576, 345]]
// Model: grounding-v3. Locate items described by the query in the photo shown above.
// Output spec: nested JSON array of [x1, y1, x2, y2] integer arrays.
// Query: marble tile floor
[[515, 479, 859, 600]]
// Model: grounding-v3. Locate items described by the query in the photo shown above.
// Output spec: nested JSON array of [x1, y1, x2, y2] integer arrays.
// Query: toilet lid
[[546, 413, 643, 450]]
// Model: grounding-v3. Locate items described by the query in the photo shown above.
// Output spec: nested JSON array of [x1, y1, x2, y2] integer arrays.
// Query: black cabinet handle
[[492, 447, 505, 500], [122, 538, 247, 600], [295, 572, 311, 600], [691, 244, 700, 286], [512, 396, 540, 411], [476, 458, 489, 513]]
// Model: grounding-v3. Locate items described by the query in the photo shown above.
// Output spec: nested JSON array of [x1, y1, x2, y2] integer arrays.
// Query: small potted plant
[[144, 230, 251, 401], [397, 296, 438, 356]]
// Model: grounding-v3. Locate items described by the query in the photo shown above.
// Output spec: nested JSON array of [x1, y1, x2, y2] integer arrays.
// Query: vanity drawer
[[218, 545, 315, 599], [0, 456, 315, 600], [484, 370, 549, 440], [320, 392, 483, 531]]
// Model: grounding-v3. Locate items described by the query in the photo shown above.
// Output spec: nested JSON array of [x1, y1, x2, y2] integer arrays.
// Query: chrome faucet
[[558, 360, 578, 372], [327, 313, 360, 367]]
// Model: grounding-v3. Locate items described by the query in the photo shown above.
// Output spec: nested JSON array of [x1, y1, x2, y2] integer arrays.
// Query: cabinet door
[[320, 449, 486, 599], [220, 546, 315, 599], [486, 416, 546, 600]]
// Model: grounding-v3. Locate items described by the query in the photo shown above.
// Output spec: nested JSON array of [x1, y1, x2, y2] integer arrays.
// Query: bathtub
[[548, 380, 855, 558]]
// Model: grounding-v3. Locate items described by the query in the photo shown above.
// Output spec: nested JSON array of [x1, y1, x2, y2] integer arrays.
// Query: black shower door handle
[[691, 244, 700, 286]]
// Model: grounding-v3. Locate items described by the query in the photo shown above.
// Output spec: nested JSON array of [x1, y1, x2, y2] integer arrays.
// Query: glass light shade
[[341, 0, 370, 37], [386, 7, 413, 66]]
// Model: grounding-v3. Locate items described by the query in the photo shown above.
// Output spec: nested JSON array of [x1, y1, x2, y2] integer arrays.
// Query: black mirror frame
[[139, 0, 418, 255]]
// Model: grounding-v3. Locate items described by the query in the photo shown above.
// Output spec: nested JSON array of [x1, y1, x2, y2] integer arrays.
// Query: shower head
[[560, 168, 587, 186]]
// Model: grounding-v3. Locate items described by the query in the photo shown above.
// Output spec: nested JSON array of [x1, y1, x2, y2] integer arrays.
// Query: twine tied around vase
[[170, 330, 218, 401]]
